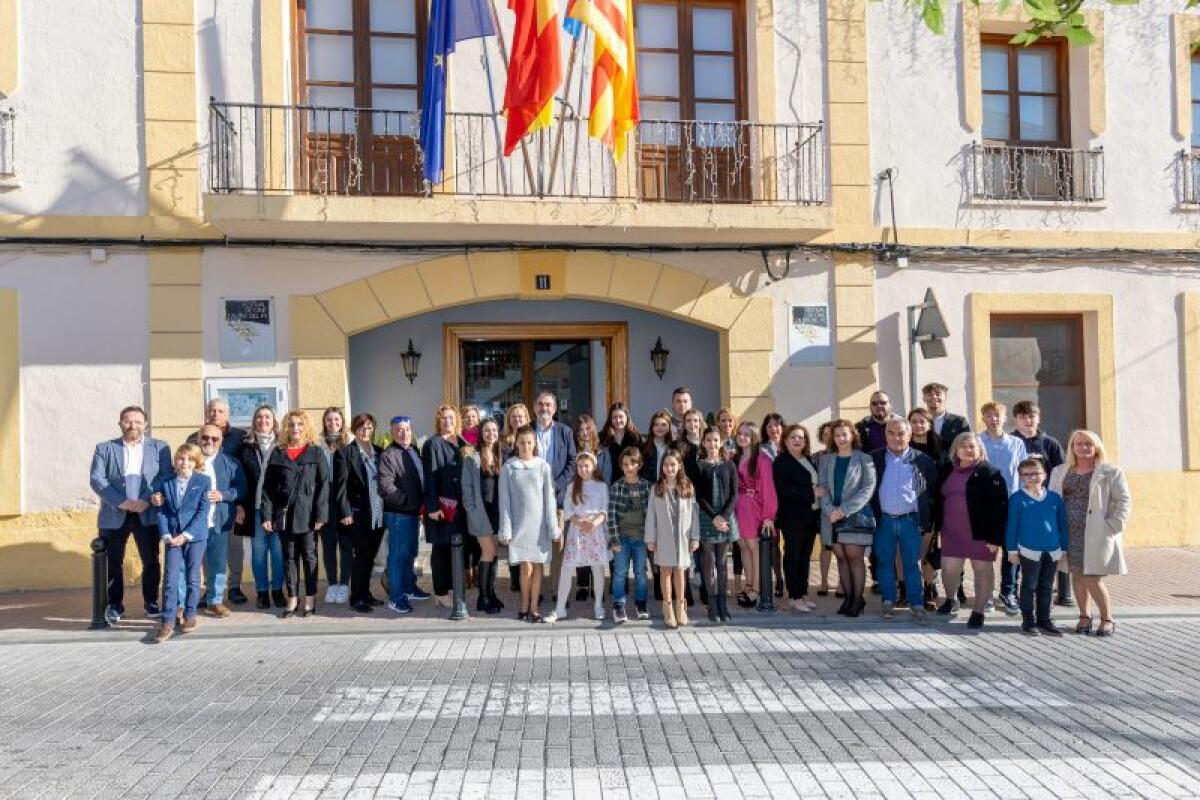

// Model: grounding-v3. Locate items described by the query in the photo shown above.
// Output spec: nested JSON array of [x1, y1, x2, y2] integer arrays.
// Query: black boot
[[509, 564, 520, 593], [477, 560, 491, 612], [652, 568, 663, 601], [685, 580, 695, 607], [716, 593, 731, 623], [487, 560, 504, 612]]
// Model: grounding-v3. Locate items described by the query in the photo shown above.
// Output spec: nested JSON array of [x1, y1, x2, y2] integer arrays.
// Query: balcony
[[204, 101, 831, 245], [971, 143, 1104, 203], [1182, 148, 1200, 206]]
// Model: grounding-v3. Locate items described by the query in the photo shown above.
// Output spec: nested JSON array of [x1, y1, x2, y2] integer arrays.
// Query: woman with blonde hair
[[261, 410, 330, 618], [932, 432, 1008, 630], [237, 404, 286, 609], [1048, 430, 1131, 637], [423, 403, 468, 609], [501, 403, 532, 457]]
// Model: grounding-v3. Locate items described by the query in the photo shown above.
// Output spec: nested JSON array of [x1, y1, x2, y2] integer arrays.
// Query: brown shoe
[[675, 600, 689, 627], [154, 623, 174, 643], [663, 602, 678, 630], [180, 616, 198, 632], [175, 609, 184, 625], [204, 604, 232, 618]]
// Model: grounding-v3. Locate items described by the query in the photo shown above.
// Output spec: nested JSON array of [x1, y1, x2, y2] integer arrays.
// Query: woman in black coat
[[422, 403, 468, 607], [334, 413, 386, 614], [237, 404, 285, 610], [773, 424, 821, 612], [931, 432, 1009, 630], [261, 410, 330, 618]]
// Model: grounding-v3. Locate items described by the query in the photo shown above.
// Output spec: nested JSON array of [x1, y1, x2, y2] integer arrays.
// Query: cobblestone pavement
[[2, 604, 1200, 799]]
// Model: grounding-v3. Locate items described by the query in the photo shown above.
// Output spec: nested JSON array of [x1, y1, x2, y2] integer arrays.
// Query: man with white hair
[[188, 398, 249, 603], [869, 415, 937, 623]]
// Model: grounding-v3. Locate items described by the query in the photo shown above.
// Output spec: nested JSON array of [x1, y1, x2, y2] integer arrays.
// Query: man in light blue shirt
[[979, 401, 1028, 615], [869, 417, 937, 623]]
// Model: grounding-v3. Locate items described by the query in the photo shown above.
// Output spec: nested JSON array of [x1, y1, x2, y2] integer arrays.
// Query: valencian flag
[[501, 0, 562, 155], [567, 0, 639, 159], [420, 0, 496, 184]]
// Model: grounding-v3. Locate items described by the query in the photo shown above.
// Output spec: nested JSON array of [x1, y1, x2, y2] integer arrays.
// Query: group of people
[[88, 382, 1131, 641]]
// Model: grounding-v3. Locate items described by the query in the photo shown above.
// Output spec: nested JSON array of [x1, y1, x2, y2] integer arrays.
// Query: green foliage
[[884, 0, 1200, 46]]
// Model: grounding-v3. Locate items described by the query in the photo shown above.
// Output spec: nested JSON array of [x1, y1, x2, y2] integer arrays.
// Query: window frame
[[980, 34, 1070, 147], [1192, 52, 1200, 150], [634, 0, 747, 123], [293, 0, 427, 111], [989, 313, 1087, 436]]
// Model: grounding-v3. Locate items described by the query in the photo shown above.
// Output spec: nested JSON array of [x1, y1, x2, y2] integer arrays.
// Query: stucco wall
[[867, 0, 1200, 234], [0, 1, 143, 216], [874, 259, 1200, 472], [0, 248, 148, 513]]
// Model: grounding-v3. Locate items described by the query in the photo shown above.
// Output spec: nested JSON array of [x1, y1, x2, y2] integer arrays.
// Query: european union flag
[[420, 0, 496, 185]]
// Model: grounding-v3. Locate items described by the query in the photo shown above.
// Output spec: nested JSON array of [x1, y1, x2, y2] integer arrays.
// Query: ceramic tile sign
[[788, 303, 832, 366], [221, 297, 275, 364]]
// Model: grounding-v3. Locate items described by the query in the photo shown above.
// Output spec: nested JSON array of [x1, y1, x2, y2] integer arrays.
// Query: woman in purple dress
[[932, 432, 1009, 630]]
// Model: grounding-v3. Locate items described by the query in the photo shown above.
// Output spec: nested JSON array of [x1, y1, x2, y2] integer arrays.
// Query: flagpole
[[568, 26, 590, 196], [546, 30, 581, 195], [478, 44, 509, 195], [485, 0, 537, 192]]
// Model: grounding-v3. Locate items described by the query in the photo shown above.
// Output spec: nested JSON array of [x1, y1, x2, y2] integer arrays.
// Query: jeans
[[99, 512, 161, 611], [873, 513, 923, 608], [385, 512, 420, 605], [611, 537, 648, 606], [204, 526, 229, 604], [250, 509, 284, 591], [1019, 552, 1057, 625], [1000, 545, 1020, 600], [162, 539, 206, 623], [321, 524, 354, 586]]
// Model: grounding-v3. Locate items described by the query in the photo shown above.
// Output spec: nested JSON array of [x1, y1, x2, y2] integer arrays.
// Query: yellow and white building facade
[[2, 0, 1199, 590]]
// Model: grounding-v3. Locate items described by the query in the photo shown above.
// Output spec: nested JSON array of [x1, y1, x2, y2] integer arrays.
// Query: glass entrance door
[[461, 340, 594, 426]]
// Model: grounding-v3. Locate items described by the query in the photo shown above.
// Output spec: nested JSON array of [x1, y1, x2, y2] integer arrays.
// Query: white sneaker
[[338, 585, 351, 603], [542, 610, 561, 624], [594, 603, 605, 621], [324, 585, 337, 603]]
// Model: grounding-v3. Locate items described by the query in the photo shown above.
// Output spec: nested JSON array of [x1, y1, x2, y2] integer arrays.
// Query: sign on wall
[[220, 297, 275, 364], [205, 377, 289, 428], [787, 304, 832, 366]]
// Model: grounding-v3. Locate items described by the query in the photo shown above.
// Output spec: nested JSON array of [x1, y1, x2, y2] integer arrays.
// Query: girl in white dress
[[498, 426, 559, 622], [546, 452, 610, 623]]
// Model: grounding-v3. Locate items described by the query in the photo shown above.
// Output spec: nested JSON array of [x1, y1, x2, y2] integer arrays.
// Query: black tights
[[701, 543, 729, 603], [835, 543, 867, 601]]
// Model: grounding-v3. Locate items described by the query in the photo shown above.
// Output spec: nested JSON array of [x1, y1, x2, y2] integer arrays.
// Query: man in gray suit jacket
[[89, 405, 173, 625]]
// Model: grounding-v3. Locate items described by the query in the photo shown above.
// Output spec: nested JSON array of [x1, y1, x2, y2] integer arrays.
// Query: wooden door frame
[[443, 322, 630, 411]]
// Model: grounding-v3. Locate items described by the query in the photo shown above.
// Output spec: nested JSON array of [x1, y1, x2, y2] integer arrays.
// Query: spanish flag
[[502, 0, 562, 155], [567, 0, 639, 159]]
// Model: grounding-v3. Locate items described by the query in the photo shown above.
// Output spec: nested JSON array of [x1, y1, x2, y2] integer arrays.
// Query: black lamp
[[400, 339, 422, 384], [650, 337, 669, 380]]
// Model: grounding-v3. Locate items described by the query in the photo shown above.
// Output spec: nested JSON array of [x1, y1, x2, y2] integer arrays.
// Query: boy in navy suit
[[151, 444, 211, 642]]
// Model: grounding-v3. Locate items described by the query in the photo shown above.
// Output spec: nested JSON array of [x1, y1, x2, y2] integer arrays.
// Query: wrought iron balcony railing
[[208, 101, 826, 205], [971, 142, 1104, 203], [0, 108, 14, 178], [1182, 148, 1200, 205]]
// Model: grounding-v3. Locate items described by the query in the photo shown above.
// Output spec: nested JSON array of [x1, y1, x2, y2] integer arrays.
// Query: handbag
[[833, 506, 876, 537], [438, 496, 459, 523]]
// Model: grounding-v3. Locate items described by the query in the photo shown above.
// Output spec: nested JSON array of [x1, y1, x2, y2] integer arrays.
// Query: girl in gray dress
[[498, 426, 559, 622]]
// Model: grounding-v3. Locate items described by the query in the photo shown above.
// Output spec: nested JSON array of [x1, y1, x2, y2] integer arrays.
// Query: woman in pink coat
[[734, 422, 777, 607]]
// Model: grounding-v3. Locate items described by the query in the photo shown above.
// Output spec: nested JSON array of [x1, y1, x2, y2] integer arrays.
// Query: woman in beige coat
[[1048, 430, 1131, 638], [645, 451, 700, 629]]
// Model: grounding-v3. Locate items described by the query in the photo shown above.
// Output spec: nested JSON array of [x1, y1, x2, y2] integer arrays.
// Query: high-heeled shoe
[[847, 597, 866, 617], [280, 606, 297, 619], [1094, 619, 1116, 637], [836, 595, 852, 615]]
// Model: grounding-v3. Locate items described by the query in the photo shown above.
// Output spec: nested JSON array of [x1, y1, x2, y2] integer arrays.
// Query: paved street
[[0, 550, 1199, 799]]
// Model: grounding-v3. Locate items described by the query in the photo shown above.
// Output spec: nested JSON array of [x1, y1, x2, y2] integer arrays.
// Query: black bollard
[[449, 532, 469, 621], [89, 537, 109, 629], [756, 527, 776, 612]]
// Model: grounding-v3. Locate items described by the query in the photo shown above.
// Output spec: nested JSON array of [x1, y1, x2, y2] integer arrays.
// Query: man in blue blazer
[[533, 391, 577, 506], [88, 406, 173, 625], [195, 424, 247, 617], [151, 445, 212, 642]]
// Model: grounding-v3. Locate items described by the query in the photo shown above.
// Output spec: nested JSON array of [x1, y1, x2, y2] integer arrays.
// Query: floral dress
[[562, 480, 612, 569], [1063, 470, 1093, 572]]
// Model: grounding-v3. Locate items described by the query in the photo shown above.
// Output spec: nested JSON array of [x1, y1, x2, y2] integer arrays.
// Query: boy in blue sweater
[[1005, 458, 1068, 636]]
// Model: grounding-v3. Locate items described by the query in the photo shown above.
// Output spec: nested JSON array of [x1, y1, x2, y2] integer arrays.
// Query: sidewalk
[[1, 547, 1196, 642]]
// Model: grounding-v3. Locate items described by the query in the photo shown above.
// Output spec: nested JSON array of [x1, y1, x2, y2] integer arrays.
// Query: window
[[981, 37, 1067, 145], [990, 315, 1085, 441], [634, 0, 748, 201], [295, 0, 425, 194]]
